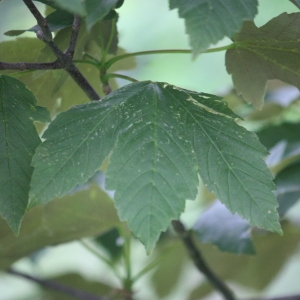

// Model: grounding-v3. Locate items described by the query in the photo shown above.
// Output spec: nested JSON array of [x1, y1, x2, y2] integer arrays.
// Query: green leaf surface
[[4, 9, 74, 37], [94, 227, 123, 261], [275, 161, 300, 217], [193, 201, 255, 254], [85, 0, 119, 30], [0, 76, 50, 234], [30, 81, 280, 251], [257, 122, 300, 150], [51, 0, 86, 15], [0, 184, 119, 270], [29, 98, 120, 207], [169, 0, 258, 56], [226, 13, 300, 109]]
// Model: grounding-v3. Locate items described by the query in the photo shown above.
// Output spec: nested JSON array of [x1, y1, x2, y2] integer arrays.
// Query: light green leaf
[[0, 184, 119, 270], [169, 0, 258, 56], [85, 0, 119, 30], [193, 201, 255, 254], [226, 13, 300, 109], [0, 75, 50, 234], [30, 81, 281, 252], [4, 10, 74, 37]]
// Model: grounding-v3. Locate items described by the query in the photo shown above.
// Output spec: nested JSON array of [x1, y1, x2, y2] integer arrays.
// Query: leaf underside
[[226, 13, 300, 109], [169, 0, 258, 56], [194, 201, 255, 254], [0, 75, 50, 234], [30, 81, 281, 252]]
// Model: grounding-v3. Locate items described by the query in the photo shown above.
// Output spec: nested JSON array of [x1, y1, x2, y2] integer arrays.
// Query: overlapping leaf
[[0, 75, 50, 234], [0, 184, 119, 270], [169, 0, 258, 56], [4, 9, 74, 37], [30, 81, 281, 251], [193, 201, 255, 254], [85, 0, 119, 30], [226, 13, 300, 109]]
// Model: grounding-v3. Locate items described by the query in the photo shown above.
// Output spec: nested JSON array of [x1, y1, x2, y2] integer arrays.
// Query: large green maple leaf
[[169, 0, 258, 56], [0, 75, 50, 234], [30, 81, 281, 252], [226, 13, 300, 109]]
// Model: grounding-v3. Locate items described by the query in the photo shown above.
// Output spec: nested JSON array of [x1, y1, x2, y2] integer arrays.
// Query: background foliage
[[1, 0, 300, 300]]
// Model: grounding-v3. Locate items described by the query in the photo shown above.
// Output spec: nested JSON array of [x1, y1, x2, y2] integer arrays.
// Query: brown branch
[[0, 61, 61, 70], [7, 268, 109, 300], [66, 15, 81, 58], [172, 220, 236, 300], [23, 0, 52, 42], [20, 0, 100, 101], [249, 296, 300, 300]]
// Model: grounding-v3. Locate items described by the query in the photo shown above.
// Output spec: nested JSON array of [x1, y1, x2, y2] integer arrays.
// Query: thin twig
[[23, 0, 52, 42], [172, 220, 236, 300], [65, 15, 81, 58], [21, 0, 100, 101], [7, 268, 109, 300]]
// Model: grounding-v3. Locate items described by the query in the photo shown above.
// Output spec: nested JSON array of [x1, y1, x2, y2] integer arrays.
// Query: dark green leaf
[[169, 0, 258, 56], [85, 0, 119, 30], [275, 161, 300, 217], [257, 122, 300, 150], [29, 98, 119, 207], [0, 75, 50, 234], [90, 18, 119, 55], [290, 0, 300, 9], [95, 228, 122, 261], [51, 0, 86, 15], [226, 13, 300, 109], [30, 82, 281, 252], [0, 184, 119, 269], [33, 0, 61, 10], [4, 9, 74, 37], [193, 201, 255, 254]]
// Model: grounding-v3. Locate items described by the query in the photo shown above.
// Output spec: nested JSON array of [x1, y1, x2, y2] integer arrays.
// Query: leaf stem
[[172, 220, 236, 300], [80, 240, 123, 281], [103, 73, 138, 83], [102, 17, 117, 67], [105, 44, 235, 70]]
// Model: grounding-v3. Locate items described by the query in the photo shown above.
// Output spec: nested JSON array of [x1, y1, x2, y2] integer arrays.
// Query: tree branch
[[7, 268, 109, 300], [23, 0, 52, 42], [20, 0, 100, 101], [172, 220, 236, 300], [66, 15, 81, 58], [0, 61, 61, 70]]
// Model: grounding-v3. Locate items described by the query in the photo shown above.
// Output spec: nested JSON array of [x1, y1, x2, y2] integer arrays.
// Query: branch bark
[[14, 0, 101, 101], [7, 268, 109, 300], [172, 220, 236, 300]]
